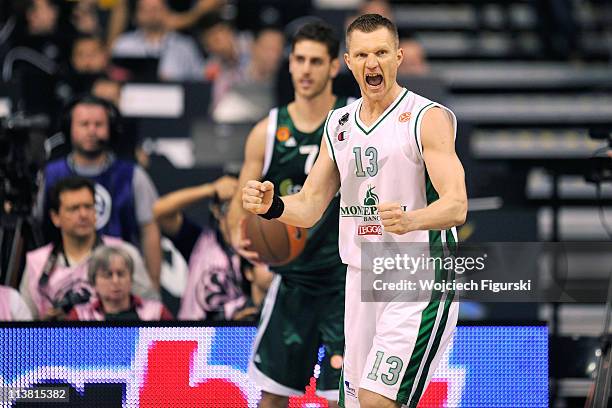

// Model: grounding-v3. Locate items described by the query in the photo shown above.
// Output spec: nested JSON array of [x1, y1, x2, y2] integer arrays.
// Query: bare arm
[[243, 138, 340, 228], [141, 222, 162, 291], [154, 176, 237, 236], [227, 118, 267, 232], [106, 0, 128, 48], [164, 0, 224, 31], [379, 107, 467, 233]]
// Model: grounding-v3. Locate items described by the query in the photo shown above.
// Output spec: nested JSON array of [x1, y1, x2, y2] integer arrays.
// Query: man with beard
[[228, 21, 350, 408], [36, 94, 162, 291]]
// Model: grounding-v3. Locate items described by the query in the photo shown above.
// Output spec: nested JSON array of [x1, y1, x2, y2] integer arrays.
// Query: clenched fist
[[378, 202, 412, 235], [242, 180, 275, 214]]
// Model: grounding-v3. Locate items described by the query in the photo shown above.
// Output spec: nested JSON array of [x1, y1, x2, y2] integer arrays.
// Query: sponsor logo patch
[[363, 184, 379, 206], [341, 185, 409, 223], [338, 112, 349, 126], [344, 380, 356, 398], [358, 224, 383, 236], [399, 111, 412, 122], [276, 126, 291, 142]]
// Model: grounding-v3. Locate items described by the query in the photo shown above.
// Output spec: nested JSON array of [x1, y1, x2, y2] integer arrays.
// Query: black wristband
[[260, 194, 284, 220]]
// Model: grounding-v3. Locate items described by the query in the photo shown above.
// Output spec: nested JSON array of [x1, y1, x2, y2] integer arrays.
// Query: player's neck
[[360, 84, 403, 125], [289, 91, 336, 133]]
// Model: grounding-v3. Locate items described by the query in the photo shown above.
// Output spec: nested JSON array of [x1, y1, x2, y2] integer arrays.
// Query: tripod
[[0, 209, 43, 287]]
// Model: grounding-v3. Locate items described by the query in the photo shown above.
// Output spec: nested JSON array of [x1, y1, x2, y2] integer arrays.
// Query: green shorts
[[248, 268, 345, 400]]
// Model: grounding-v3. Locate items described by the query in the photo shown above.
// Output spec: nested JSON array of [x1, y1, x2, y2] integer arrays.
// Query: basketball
[[242, 214, 307, 266]]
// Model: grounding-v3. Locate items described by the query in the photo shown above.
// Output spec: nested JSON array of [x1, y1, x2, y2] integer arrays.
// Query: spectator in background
[[71, 35, 109, 74], [153, 175, 254, 320], [11, 0, 70, 66], [248, 29, 285, 84], [4, 0, 75, 116], [56, 35, 112, 100], [36, 94, 163, 290], [68, 245, 172, 321], [199, 17, 251, 96], [70, 0, 101, 36], [92, 76, 122, 104], [199, 18, 284, 122], [112, 0, 204, 81], [398, 35, 429, 75], [90, 77, 144, 164], [22, 176, 158, 320], [0, 285, 33, 321], [106, 0, 224, 47], [232, 259, 273, 321]]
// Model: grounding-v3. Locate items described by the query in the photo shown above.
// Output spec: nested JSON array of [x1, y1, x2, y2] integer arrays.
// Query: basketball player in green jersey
[[227, 21, 349, 408]]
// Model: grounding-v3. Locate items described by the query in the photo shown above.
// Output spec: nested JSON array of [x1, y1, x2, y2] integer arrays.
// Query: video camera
[[0, 112, 48, 215]]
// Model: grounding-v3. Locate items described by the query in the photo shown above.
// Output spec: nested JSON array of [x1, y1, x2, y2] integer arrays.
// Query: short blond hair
[[346, 13, 399, 49]]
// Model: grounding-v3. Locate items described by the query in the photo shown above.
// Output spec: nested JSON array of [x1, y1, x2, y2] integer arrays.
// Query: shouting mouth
[[365, 73, 383, 88]]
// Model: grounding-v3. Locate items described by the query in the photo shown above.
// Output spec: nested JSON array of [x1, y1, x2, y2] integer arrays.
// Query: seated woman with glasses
[[67, 246, 173, 321]]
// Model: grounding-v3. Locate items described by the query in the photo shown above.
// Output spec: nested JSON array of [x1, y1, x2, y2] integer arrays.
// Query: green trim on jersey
[[354, 89, 409, 135], [339, 366, 345, 407], [263, 96, 349, 293], [410, 276, 455, 404], [396, 230, 445, 404], [396, 168, 455, 406], [425, 167, 439, 205], [324, 112, 337, 164], [414, 102, 435, 155]]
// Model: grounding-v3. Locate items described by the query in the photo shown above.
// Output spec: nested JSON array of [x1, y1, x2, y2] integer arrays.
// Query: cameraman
[[20, 176, 157, 320], [35, 94, 162, 290]]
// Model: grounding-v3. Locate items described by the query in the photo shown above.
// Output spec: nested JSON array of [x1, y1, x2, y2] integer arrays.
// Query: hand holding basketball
[[242, 180, 275, 214]]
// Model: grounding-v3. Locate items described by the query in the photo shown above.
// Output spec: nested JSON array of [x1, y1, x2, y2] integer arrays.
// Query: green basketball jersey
[[262, 97, 350, 292]]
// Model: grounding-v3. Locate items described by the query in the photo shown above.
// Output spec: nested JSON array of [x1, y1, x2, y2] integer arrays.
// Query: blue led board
[[0, 325, 548, 407]]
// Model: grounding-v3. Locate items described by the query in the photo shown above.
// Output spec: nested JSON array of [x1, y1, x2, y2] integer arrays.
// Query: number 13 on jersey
[[353, 146, 379, 177]]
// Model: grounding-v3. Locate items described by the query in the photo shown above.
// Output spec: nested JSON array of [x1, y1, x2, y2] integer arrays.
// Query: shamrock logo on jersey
[[363, 185, 379, 206]]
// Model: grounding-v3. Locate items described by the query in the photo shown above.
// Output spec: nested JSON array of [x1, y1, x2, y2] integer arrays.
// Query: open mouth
[[365, 73, 383, 87]]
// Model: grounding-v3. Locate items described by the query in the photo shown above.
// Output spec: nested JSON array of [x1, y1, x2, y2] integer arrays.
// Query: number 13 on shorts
[[366, 351, 404, 386], [366, 351, 404, 385]]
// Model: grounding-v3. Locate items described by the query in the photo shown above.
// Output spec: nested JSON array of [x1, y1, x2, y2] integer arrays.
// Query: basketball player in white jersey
[[242, 14, 467, 408]]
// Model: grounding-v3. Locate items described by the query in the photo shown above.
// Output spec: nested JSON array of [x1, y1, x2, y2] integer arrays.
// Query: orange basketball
[[243, 215, 307, 266]]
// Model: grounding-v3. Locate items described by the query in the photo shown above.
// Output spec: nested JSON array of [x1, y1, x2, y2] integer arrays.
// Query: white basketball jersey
[[324, 88, 458, 269]]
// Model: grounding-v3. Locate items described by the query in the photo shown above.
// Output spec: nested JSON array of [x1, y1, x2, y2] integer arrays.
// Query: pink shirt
[[68, 295, 173, 321], [178, 229, 246, 320]]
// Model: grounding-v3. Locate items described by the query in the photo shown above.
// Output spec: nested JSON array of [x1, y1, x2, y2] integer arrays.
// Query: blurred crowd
[[0, 0, 429, 322]]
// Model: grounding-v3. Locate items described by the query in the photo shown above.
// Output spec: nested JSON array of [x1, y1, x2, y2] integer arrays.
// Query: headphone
[[60, 94, 123, 146]]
